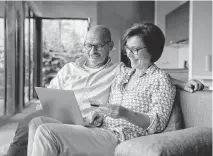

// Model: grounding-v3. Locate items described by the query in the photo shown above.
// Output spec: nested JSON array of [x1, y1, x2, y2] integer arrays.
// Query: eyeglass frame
[[84, 41, 112, 51], [124, 45, 147, 55]]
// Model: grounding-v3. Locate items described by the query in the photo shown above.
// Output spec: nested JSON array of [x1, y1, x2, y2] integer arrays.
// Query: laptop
[[35, 87, 87, 125]]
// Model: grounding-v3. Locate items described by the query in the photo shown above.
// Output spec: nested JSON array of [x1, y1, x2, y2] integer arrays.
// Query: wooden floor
[[0, 103, 36, 147]]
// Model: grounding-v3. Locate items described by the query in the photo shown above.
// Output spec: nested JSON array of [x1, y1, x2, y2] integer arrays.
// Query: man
[[6, 25, 204, 156]]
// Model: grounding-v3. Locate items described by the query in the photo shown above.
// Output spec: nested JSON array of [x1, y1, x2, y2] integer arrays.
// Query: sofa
[[114, 89, 212, 156], [1, 89, 212, 156]]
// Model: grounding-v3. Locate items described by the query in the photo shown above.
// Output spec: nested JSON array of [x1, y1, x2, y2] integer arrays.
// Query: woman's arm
[[122, 108, 150, 129], [122, 74, 176, 133]]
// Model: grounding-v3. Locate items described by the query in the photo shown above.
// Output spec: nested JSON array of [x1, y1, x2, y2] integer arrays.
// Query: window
[[42, 19, 89, 86], [24, 11, 34, 104], [0, 18, 4, 116]]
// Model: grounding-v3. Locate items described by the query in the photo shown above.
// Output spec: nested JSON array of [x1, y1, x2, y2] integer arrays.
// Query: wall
[[0, 1, 4, 17], [156, 47, 179, 69], [97, 1, 154, 64], [165, 69, 188, 81], [178, 44, 189, 68], [154, 1, 186, 35], [34, 1, 98, 26], [33, 1, 154, 64], [190, 1, 212, 80], [154, 1, 189, 69]]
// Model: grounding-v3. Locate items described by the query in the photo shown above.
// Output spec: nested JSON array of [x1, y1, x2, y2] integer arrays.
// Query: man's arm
[[171, 78, 205, 93], [36, 63, 70, 110]]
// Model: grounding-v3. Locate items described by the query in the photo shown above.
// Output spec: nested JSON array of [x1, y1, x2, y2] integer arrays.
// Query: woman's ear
[[109, 41, 114, 51]]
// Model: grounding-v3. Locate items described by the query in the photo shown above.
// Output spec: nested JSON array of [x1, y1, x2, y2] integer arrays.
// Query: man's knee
[[30, 124, 60, 156], [34, 124, 53, 142], [29, 116, 45, 130]]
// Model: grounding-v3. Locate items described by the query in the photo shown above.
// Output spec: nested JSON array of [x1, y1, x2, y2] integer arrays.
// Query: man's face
[[83, 32, 112, 68]]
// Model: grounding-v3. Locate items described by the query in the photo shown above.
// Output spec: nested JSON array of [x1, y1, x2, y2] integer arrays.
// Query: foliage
[[0, 19, 88, 98], [42, 19, 88, 86]]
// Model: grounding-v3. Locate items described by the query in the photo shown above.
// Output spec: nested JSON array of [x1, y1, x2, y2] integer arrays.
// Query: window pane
[[24, 16, 34, 105], [25, 18, 30, 103]]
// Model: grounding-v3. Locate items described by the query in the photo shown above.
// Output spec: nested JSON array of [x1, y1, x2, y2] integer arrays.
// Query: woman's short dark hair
[[123, 23, 165, 62]]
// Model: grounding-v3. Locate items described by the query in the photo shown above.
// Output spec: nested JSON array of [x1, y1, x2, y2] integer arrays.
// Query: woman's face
[[125, 35, 151, 69]]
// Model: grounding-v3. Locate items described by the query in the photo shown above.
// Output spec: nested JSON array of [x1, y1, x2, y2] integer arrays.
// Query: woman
[[28, 23, 176, 156]]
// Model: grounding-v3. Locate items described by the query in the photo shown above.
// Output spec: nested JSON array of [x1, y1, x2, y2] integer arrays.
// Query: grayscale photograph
[[0, 1, 212, 156]]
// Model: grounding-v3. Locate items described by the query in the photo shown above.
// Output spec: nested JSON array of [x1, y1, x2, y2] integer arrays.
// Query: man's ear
[[109, 41, 114, 51]]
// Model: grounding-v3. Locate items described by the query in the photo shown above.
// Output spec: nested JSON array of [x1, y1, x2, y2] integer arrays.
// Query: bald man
[[6, 25, 204, 156]]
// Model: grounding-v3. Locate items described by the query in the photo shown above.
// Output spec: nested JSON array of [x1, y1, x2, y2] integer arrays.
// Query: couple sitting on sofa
[[6, 23, 204, 156]]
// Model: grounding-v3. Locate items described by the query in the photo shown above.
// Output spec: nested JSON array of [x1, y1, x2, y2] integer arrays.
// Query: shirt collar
[[138, 64, 158, 77]]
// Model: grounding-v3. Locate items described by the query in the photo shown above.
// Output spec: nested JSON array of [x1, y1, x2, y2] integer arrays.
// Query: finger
[[190, 80, 198, 91], [94, 115, 105, 125], [99, 106, 111, 111], [197, 81, 204, 91], [95, 117, 102, 123], [89, 111, 98, 124], [184, 85, 193, 93], [89, 112, 93, 123], [200, 83, 205, 90], [98, 107, 109, 114], [89, 99, 103, 105]]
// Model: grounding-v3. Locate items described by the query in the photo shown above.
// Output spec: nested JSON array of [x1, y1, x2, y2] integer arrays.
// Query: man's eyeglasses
[[84, 41, 111, 51], [124, 45, 147, 55]]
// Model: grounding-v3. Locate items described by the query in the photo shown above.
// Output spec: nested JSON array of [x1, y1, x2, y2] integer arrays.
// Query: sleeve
[[117, 62, 129, 74], [145, 73, 176, 134], [47, 63, 69, 89], [36, 63, 70, 111]]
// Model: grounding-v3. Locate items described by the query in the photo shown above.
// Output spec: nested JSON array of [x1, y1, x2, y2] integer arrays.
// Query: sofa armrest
[[114, 127, 212, 156]]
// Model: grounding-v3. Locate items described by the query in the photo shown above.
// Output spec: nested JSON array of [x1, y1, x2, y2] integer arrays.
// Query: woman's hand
[[171, 78, 205, 93], [98, 104, 128, 119], [183, 79, 205, 93]]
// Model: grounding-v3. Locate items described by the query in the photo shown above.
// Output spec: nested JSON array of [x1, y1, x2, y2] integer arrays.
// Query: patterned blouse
[[101, 64, 176, 142]]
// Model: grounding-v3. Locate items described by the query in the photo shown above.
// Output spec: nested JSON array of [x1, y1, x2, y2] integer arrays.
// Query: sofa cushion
[[163, 94, 184, 132], [114, 127, 212, 156]]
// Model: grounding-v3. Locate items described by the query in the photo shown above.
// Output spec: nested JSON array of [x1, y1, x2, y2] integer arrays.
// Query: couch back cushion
[[163, 94, 184, 132], [178, 89, 212, 128]]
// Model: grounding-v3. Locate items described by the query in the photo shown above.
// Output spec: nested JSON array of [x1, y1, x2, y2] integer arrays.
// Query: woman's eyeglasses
[[124, 45, 147, 55], [84, 41, 111, 51]]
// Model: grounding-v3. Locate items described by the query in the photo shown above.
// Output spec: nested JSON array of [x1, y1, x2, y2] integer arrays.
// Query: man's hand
[[98, 104, 127, 119], [183, 79, 205, 93], [88, 111, 105, 127]]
